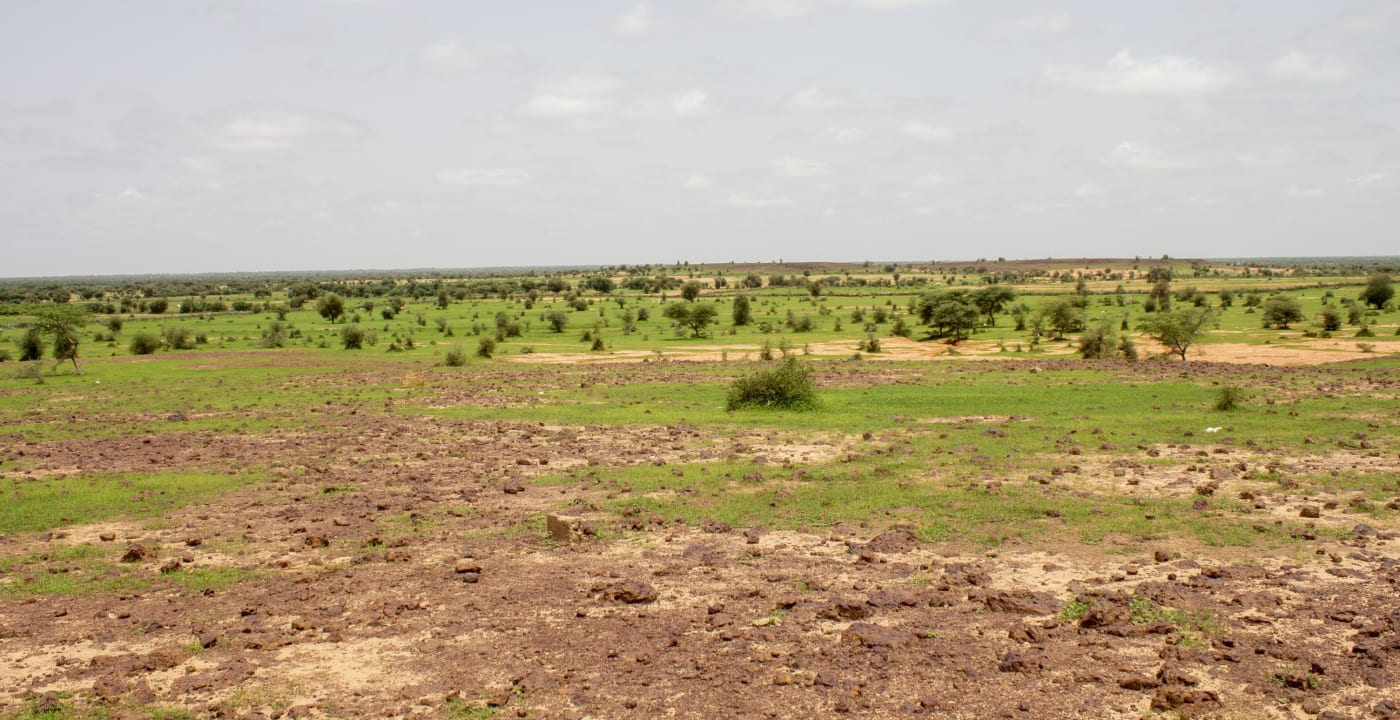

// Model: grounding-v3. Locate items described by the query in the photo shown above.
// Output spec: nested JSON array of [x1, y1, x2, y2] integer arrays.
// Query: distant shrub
[[18, 328, 44, 361], [860, 335, 881, 353], [129, 333, 162, 355], [106, 317, 124, 333], [259, 322, 288, 348], [476, 337, 496, 359], [726, 357, 817, 411], [590, 336, 605, 351], [163, 326, 195, 350], [1213, 386, 1245, 412], [0, 348, 12, 362], [444, 345, 467, 366]]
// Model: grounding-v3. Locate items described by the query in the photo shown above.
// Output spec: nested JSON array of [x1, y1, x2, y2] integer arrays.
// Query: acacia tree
[[316, 293, 346, 323], [680, 281, 704, 302], [30, 305, 89, 374], [915, 291, 980, 340], [1360, 274, 1393, 309], [1141, 307, 1215, 361], [663, 302, 717, 337], [971, 285, 1016, 327], [1147, 266, 1173, 312], [1261, 296, 1303, 329]]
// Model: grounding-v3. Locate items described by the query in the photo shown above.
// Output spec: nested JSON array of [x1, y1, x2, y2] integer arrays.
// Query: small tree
[[915, 291, 980, 340], [1147, 266, 1173, 312], [732, 294, 753, 326], [680, 281, 704, 302], [663, 302, 718, 337], [546, 310, 569, 333], [1078, 321, 1127, 359], [1031, 298, 1083, 340], [476, 337, 496, 358], [1360, 274, 1394, 310], [444, 345, 467, 366], [1261, 296, 1303, 329], [971, 285, 1016, 327], [17, 328, 44, 362], [1141, 307, 1216, 361], [31, 305, 89, 373], [316, 293, 346, 323]]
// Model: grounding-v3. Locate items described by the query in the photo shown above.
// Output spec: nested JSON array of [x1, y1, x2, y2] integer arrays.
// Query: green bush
[[726, 357, 817, 411], [476, 337, 496, 359], [163, 326, 195, 350], [129, 333, 162, 355], [444, 345, 468, 366], [342, 324, 366, 350], [1213, 386, 1245, 412]]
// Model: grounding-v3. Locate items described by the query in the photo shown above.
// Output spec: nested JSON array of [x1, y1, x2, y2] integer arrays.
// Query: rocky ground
[[2, 358, 1399, 719]]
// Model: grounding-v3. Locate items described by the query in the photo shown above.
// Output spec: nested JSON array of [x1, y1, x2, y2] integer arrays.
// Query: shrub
[[726, 357, 817, 411], [163, 326, 196, 350], [1320, 307, 1342, 332], [590, 336, 605, 351], [0, 348, 11, 362], [259, 322, 288, 348], [444, 345, 467, 366], [129, 333, 162, 355], [342, 324, 366, 350], [1213, 386, 1245, 412], [476, 337, 496, 358], [17, 328, 44, 361], [106, 317, 124, 334], [860, 334, 881, 353]]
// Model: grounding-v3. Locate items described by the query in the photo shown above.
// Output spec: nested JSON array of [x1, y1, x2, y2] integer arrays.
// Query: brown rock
[[121, 544, 155, 563], [304, 535, 329, 548], [604, 580, 657, 604], [841, 622, 916, 648], [982, 590, 1057, 615], [1299, 506, 1321, 519], [546, 514, 584, 543]]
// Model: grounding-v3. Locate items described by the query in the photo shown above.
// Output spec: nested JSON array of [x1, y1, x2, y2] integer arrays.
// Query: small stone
[[99, 533, 116, 542], [546, 514, 584, 543], [1299, 506, 1321, 519], [121, 544, 155, 563], [304, 535, 329, 548]]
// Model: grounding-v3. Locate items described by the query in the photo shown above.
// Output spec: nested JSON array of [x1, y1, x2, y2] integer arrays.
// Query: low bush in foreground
[[726, 357, 817, 411]]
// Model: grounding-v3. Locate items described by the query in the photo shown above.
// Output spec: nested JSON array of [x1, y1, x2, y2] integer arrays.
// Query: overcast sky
[[2, 1, 1398, 277]]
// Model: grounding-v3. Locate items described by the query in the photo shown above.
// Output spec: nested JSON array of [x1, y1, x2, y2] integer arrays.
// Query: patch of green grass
[[443, 699, 498, 720], [1059, 600, 1091, 620], [0, 471, 260, 535], [166, 567, 257, 593], [1129, 597, 1223, 635]]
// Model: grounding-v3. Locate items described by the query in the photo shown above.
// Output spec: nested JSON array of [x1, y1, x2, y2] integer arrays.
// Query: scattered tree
[[1141, 307, 1216, 361], [1360, 274, 1394, 310], [680, 281, 704, 302], [915, 291, 980, 340], [316, 293, 346, 323], [732, 294, 753, 326], [546, 310, 569, 333], [971, 285, 1016, 327], [663, 302, 718, 337], [1261, 295, 1303, 329]]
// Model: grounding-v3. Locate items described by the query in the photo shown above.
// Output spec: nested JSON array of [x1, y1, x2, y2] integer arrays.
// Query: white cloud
[[199, 107, 368, 152], [988, 14, 1069, 38], [727, 191, 792, 208], [732, 0, 812, 20], [914, 173, 950, 186], [1111, 141, 1195, 171], [669, 89, 707, 116], [1073, 182, 1104, 198], [1345, 172, 1389, 189], [785, 87, 881, 112], [1270, 51, 1349, 86], [837, 0, 945, 9], [816, 127, 865, 145], [1045, 50, 1237, 98], [420, 41, 494, 72], [683, 174, 711, 189], [900, 120, 955, 143], [518, 72, 621, 119], [436, 168, 532, 187], [774, 157, 830, 177], [1284, 186, 1326, 200], [614, 3, 651, 37]]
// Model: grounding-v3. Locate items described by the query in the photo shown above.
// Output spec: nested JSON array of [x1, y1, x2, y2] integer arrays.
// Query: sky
[[2, 1, 1398, 277]]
